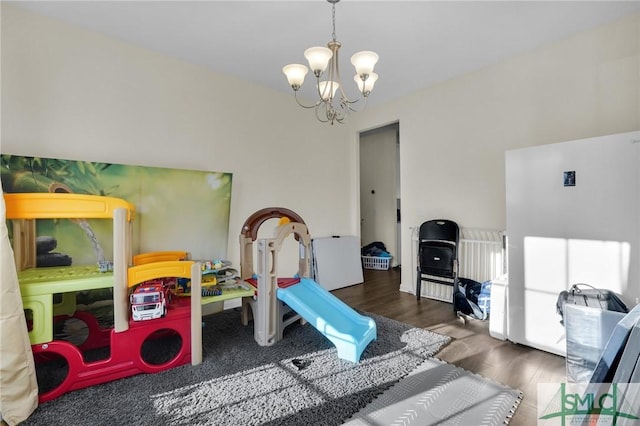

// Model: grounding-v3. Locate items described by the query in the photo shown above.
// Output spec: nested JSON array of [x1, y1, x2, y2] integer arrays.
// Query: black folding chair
[[416, 219, 459, 310]]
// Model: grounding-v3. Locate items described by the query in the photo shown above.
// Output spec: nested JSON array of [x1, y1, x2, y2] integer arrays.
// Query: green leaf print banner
[[1, 155, 232, 265]]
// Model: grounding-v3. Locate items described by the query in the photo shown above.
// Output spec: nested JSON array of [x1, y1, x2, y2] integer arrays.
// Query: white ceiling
[[10, 1, 640, 106]]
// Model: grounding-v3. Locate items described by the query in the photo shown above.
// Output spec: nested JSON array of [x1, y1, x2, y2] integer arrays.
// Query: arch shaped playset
[[239, 207, 377, 363]]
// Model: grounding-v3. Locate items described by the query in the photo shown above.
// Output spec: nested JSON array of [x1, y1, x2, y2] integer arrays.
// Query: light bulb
[[318, 81, 339, 101], [304, 46, 333, 75], [282, 64, 308, 90], [354, 72, 378, 96], [351, 51, 379, 78]]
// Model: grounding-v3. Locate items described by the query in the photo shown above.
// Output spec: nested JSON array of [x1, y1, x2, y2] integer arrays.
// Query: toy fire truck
[[130, 280, 172, 321]]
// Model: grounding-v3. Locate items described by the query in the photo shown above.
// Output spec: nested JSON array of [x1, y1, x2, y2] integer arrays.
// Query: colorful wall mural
[[1, 155, 232, 266]]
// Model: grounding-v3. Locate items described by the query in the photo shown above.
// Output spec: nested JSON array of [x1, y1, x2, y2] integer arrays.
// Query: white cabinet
[[489, 275, 508, 340]]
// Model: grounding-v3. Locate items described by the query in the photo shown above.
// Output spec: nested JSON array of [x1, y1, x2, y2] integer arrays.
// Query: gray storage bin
[[564, 304, 625, 382]]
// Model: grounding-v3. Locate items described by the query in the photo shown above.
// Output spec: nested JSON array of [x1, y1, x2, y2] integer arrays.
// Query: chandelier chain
[[331, 2, 337, 42]]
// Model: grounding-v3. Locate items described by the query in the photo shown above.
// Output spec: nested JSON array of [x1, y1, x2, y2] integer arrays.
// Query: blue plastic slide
[[277, 278, 377, 363]]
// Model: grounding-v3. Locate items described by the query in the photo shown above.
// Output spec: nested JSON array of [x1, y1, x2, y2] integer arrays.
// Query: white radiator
[[414, 227, 505, 302], [458, 228, 505, 283]]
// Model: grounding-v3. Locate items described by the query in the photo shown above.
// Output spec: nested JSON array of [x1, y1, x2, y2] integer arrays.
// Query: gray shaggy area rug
[[24, 308, 450, 426]]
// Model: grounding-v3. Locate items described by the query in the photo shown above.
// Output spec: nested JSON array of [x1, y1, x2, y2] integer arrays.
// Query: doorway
[[359, 122, 400, 266]]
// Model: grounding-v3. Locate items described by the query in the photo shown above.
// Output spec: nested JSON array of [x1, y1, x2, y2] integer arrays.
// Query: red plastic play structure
[[34, 297, 193, 401]]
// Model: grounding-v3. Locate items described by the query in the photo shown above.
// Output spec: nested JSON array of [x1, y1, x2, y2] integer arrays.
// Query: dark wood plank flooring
[[331, 267, 567, 425]]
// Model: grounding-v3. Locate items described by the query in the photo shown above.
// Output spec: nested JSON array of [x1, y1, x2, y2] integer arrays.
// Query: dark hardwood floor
[[331, 267, 567, 426]]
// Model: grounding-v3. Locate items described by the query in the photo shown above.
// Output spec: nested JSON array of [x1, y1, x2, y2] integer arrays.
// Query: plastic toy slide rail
[[276, 278, 376, 363]]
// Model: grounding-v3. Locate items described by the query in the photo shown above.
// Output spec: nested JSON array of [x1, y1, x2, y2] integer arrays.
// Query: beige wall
[[354, 12, 640, 292], [1, 4, 355, 272], [2, 5, 639, 291]]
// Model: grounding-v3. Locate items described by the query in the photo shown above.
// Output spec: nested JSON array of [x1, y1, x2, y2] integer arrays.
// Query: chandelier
[[282, 0, 379, 125]]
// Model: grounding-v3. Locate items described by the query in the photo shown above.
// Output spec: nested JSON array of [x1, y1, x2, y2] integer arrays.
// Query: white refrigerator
[[505, 131, 640, 356]]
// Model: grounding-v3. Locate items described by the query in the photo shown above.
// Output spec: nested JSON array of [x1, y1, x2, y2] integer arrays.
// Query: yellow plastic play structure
[[6, 193, 137, 342], [3, 192, 204, 403]]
